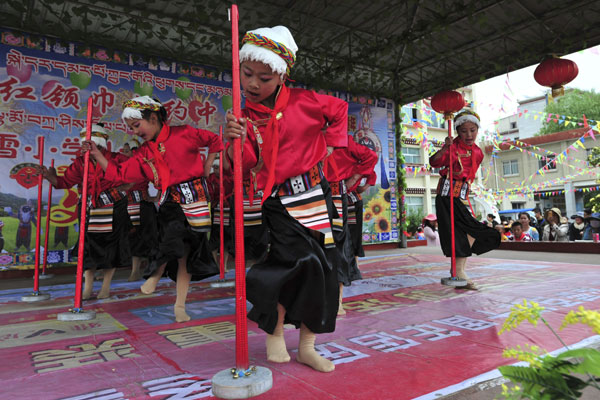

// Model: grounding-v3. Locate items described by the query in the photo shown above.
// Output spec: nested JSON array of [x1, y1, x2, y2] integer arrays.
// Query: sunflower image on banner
[[348, 100, 398, 244]]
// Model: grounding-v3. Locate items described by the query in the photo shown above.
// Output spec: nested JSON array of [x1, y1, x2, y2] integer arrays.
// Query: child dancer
[[85, 96, 222, 322], [429, 110, 500, 290], [324, 136, 377, 315], [225, 25, 348, 372], [39, 124, 131, 299], [123, 145, 158, 281]]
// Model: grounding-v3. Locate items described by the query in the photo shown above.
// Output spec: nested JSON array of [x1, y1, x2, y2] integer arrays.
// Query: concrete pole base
[[441, 276, 467, 287], [212, 366, 272, 399], [211, 280, 235, 288], [39, 273, 55, 280], [21, 292, 51, 302], [57, 309, 96, 321]]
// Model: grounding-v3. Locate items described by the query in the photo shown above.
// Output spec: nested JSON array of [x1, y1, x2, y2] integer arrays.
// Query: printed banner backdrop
[[0, 30, 398, 269], [0, 31, 232, 269], [347, 100, 398, 244]]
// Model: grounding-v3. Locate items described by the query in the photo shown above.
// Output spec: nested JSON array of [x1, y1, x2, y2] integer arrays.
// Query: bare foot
[[82, 286, 93, 300], [97, 287, 111, 299], [297, 325, 334, 372], [140, 275, 160, 294], [174, 305, 191, 322], [128, 271, 142, 282], [337, 301, 346, 316], [266, 334, 290, 363], [297, 347, 334, 372]]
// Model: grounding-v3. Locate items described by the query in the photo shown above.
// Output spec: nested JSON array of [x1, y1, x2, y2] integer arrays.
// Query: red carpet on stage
[[1, 253, 599, 399]]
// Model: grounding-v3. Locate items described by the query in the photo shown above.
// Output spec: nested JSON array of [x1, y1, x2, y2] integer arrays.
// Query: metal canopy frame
[[1, 0, 600, 102]]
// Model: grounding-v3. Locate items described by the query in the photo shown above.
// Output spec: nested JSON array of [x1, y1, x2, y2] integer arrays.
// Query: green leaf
[[555, 348, 600, 376], [499, 365, 576, 398]]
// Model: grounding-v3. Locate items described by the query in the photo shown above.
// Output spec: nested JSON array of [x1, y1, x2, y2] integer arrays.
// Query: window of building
[[404, 196, 424, 215], [511, 202, 525, 209], [402, 147, 421, 164], [510, 122, 517, 129], [401, 106, 418, 124], [538, 154, 557, 170], [502, 160, 519, 176]]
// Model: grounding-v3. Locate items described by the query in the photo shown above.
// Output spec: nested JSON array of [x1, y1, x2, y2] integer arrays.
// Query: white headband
[[239, 26, 298, 78], [454, 114, 480, 129], [121, 96, 162, 122], [80, 124, 108, 149]]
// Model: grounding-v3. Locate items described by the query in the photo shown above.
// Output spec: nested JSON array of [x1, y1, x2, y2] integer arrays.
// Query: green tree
[[538, 89, 600, 135], [586, 147, 600, 212]]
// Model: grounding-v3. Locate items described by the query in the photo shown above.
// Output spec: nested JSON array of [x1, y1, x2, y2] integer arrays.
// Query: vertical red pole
[[73, 98, 93, 310], [448, 119, 456, 278], [230, 4, 249, 371], [219, 127, 225, 280], [42, 159, 54, 275], [33, 136, 45, 292]]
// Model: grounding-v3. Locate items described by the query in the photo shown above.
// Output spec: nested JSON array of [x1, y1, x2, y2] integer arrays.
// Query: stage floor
[[1, 252, 599, 400]]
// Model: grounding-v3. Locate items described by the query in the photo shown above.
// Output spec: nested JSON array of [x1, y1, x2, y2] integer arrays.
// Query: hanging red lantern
[[430, 90, 465, 120], [534, 56, 578, 97]]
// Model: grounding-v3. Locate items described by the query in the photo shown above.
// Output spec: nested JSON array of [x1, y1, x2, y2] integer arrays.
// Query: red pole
[[230, 4, 249, 371], [448, 119, 456, 278], [219, 126, 225, 280], [73, 98, 93, 310], [42, 159, 54, 276], [33, 136, 45, 292]]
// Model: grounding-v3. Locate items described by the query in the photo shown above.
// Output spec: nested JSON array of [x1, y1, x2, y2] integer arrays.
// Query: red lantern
[[534, 56, 578, 97], [430, 90, 465, 120]]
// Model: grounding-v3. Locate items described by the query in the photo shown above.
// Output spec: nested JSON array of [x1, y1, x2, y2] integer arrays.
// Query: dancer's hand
[[35, 165, 58, 186], [356, 183, 370, 194], [224, 111, 247, 146], [443, 137, 452, 148], [345, 173, 362, 190], [81, 140, 102, 160]]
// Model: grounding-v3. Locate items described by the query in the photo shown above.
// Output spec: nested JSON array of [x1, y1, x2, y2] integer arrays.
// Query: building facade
[[482, 128, 599, 218]]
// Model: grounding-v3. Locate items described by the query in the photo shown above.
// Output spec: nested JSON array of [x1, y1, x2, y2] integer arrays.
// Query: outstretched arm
[[81, 140, 109, 171]]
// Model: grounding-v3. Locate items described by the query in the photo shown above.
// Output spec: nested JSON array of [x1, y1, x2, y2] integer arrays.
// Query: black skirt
[[208, 219, 234, 256], [436, 195, 500, 257], [228, 196, 269, 263], [71, 197, 132, 271], [144, 200, 218, 282], [335, 192, 362, 286], [348, 198, 365, 257], [246, 179, 339, 335], [129, 201, 159, 257]]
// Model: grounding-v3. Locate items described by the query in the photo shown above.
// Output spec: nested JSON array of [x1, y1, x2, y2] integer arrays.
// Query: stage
[[1, 251, 599, 399]]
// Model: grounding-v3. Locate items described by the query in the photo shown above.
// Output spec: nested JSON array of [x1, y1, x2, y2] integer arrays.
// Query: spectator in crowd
[[511, 221, 532, 242], [582, 209, 593, 240], [518, 212, 539, 241], [534, 207, 547, 232], [422, 214, 440, 246], [495, 224, 508, 241], [486, 213, 498, 227], [583, 212, 600, 240], [415, 227, 425, 240], [568, 212, 585, 241], [502, 221, 513, 241], [542, 208, 569, 241]]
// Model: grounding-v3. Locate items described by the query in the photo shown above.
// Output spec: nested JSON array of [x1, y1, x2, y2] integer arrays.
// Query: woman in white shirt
[[422, 214, 440, 246], [542, 208, 569, 242]]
